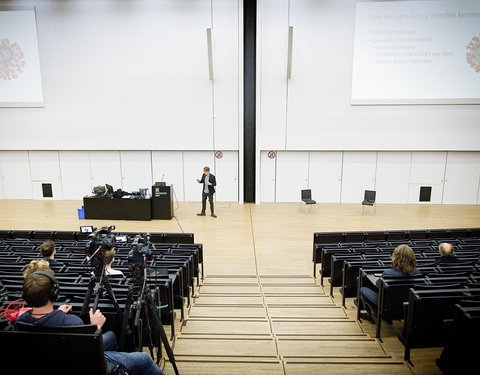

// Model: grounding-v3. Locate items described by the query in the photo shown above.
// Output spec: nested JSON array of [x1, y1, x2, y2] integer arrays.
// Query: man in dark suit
[[197, 166, 217, 218], [434, 243, 463, 266]]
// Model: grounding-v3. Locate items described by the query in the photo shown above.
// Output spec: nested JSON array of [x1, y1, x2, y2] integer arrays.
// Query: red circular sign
[[267, 151, 276, 159], [215, 151, 223, 159]]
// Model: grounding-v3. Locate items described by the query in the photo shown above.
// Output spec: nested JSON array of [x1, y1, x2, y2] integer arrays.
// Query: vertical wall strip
[[244, 0, 256, 202]]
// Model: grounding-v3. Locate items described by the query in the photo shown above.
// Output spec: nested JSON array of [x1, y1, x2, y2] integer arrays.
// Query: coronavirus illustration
[[0, 39, 26, 80], [466, 35, 480, 73]]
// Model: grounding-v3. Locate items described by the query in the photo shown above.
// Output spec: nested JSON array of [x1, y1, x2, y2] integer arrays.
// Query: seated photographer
[[16, 268, 165, 375], [105, 249, 124, 276]]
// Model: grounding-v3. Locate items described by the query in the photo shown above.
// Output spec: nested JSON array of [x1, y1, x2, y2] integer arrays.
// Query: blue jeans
[[359, 286, 378, 310], [102, 331, 165, 375]]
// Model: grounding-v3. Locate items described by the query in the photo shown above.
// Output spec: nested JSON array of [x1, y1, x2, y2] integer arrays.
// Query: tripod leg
[[147, 297, 179, 375], [119, 286, 135, 351], [80, 276, 96, 319], [103, 277, 123, 317]]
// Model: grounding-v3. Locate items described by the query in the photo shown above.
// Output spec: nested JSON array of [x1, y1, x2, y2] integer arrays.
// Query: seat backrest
[[1, 325, 106, 373], [301, 189, 312, 200], [364, 190, 376, 201]]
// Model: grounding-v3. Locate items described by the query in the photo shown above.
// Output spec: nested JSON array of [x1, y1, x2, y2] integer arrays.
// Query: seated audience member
[[23, 259, 51, 278], [38, 240, 63, 266], [359, 244, 421, 322], [434, 243, 463, 266], [105, 249, 124, 276], [16, 268, 165, 375]]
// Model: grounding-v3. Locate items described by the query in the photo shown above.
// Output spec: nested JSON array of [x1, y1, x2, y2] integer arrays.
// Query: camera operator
[[16, 267, 166, 375]]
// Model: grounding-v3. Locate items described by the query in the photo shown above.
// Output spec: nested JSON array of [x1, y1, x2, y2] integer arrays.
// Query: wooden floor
[[1, 200, 479, 374]]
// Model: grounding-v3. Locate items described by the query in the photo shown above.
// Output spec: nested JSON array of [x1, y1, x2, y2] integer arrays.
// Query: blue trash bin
[[77, 206, 85, 220]]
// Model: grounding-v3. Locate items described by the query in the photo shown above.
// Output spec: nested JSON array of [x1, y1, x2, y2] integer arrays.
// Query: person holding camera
[[15, 268, 165, 375]]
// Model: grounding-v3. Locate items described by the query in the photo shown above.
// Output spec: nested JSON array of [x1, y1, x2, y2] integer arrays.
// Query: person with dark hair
[[359, 244, 421, 322], [16, 269, 165, 375], [197, 166, 217, 218], [38, 240, 63, 266], [434, 242, 463, 266]]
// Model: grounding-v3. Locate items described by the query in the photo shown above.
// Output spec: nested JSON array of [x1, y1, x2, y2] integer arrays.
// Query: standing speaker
[[151, 185, 173, 220]]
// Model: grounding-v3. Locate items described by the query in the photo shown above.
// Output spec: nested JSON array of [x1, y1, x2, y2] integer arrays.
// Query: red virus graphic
[[0, 39, 26, 80], [466, 35, 480, 73]]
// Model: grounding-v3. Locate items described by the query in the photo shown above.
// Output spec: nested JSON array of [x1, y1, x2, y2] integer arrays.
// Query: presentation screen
[[0, 8, 44, 107], [351, 0, 480, 105]]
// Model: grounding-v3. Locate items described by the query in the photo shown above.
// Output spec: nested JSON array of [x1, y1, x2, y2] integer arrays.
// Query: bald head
[[439, 243, 454, 256]]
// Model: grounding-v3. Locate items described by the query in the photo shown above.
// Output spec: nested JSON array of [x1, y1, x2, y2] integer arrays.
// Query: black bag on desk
[[92, 186, 106, 196]]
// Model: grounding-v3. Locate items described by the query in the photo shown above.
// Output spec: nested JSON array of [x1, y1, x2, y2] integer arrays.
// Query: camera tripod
[[122, 267, 179, 375], [80, 247, 123, 324]]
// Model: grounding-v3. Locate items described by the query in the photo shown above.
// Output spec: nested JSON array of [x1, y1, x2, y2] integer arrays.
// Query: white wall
[[259, 151, 480, 205], [0, 150, 238, 201], [0, 0, 241, 151]]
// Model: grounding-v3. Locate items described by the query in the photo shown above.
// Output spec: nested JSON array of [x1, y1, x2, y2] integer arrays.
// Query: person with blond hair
[[23, 259, 50, 279], [359, 244, 421, 322]]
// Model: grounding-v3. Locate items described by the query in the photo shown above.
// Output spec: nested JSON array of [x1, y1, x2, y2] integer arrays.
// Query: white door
[[152, 151, 184, 201], [375, 152, 411, 204], [120, 151, 152, 194], [214, 151, 238, 202], [341, 152, 377, 204], [29, 151, 63, 200], [0, 151, 32, 199], [89, 151, 122, 191], [183, 151, 215, 202], [59, 151, 92, 200], [260, 151, 277, 202], [443, 152, 480, 204], [275, 152, 309, 202], [308, 151, 342, 203], [408, 152, 447, 204]]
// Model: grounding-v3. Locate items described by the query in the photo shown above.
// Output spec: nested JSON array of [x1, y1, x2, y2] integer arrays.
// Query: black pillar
[[243, 0, 256, 203]]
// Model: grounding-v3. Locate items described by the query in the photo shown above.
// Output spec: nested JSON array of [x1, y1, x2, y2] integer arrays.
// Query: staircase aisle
[[164, 274, 410, 375]]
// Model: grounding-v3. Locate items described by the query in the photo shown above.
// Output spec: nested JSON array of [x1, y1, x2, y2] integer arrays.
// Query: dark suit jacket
[[433, 255, 464, 267], [199, 173, 216, 194]]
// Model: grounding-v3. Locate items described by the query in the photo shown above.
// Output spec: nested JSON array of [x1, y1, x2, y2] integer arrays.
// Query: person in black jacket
[[434, 243, 463, 266], [197, 166, 217, 218]]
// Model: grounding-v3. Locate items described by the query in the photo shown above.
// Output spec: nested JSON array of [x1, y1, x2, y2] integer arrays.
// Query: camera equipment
[[122, 233, 179, 375], [85, 225, 116, 276], [128, 234, 153, 285], [81, 225, 122, 324]]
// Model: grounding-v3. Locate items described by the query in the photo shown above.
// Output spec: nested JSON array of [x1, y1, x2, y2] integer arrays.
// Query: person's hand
[[206, 181, 211, 186], [197, 179, 200, 183], [89, 308, 106, 329], [58, 304, 72, 314]]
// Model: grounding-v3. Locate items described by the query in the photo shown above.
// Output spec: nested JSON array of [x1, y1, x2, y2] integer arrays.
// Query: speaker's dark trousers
[[201, 192, 214, 214]]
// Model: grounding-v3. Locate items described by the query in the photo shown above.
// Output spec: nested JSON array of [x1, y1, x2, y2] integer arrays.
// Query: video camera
[[128, 233, 154, 284], [85, 225, 116, 276]]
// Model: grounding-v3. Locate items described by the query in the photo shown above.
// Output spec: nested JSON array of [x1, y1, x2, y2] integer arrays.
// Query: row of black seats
[[0, 230, 202, 340], [355, 264, 480, 340], [313, 228, 480, 246], [0, 229, 194, 244]]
